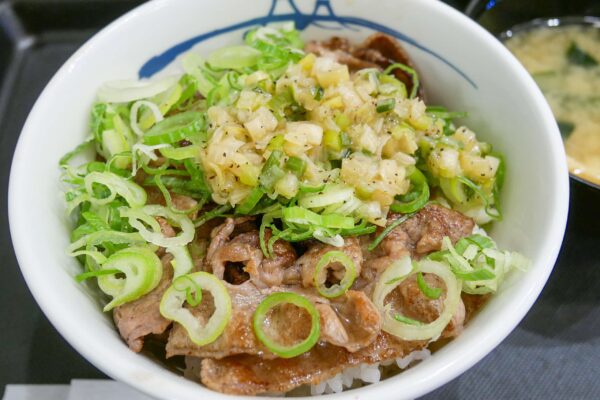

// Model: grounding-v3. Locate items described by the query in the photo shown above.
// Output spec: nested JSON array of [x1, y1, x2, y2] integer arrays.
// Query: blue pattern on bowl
[[138, 0, 477, 89]]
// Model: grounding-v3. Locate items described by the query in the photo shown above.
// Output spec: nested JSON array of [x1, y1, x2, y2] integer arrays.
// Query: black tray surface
[[1, 1, 598, 399]]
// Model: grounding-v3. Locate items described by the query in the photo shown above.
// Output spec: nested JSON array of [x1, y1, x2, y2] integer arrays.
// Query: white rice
[[309, 348, 431, 395]]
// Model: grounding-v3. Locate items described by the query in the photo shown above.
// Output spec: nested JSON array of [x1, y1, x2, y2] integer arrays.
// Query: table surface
[[1, 1, 599, 399]]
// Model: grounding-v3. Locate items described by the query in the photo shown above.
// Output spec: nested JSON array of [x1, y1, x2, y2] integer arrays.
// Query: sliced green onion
[[456, 176, 501, 220], [84, 171, 147, 208], [376, 98, 396, 113], [298, 185, 354, 209], [464, 234, 494, 250], [68, 230, 145, 255], [153, 175, 203, 215], [97, 246, 163, 311], [284, 156, 306, 177], [143, 111, 206, 145], [393, 314, 423, 326], [130, 100, 164, 137], [235, 186, 264, 215], [97, 75, 179, 103], [416, 272, 442, 300], [121, 205, 195, 248], [75, 268, 119, 283], [183, 159, 211, 197], [259, 150, 285, 190], [390, 168, 429, 214], [373, 257, 461, 341], [384, 63, 420, 99], [207, 45, 261, 70], [437, 235, 528, 294], [426, 106, 468, 121], [439, 177, 468, 204], [193, 204, 232, 228], [282, 206, 354, 230], [160, 272, 232, 346], [159, 144, 201, 160], [59, 137, 94, 167], [166, 245, 194, 278], [252, 292, 320, 358], [453, 268, 496, 281], [312, 86, 324, 100], [267, 134, 285, 150], [323, 130, 342, 151], [368, 212, 415, 251], [313, 251, 357, 298], [299, 183, 325, 193]]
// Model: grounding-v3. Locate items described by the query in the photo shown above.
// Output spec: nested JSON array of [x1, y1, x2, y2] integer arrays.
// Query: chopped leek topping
[[429, 235, 529, 294], [143, 111, 206, 145], [252, 292, 320, 358], [121, 205, 195, 248], [416, 272, 442, 300], [160, 272, 232, 346], [313, 251, 357, 298], [384, 63, 420, 98], [376, 98, 396, 113], [390, 168, 430, 214], [97, 246, 163, 311], [373, 257, 461, 341], [368, 212, 415, 251]]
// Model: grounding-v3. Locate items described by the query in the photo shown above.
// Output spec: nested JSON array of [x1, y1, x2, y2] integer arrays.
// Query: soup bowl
[[468, 0, 600, 225], [8, 0, 569, 399]]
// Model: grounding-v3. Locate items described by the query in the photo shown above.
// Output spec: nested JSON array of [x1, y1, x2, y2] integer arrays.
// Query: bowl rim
[[8, 0, 570, 399]]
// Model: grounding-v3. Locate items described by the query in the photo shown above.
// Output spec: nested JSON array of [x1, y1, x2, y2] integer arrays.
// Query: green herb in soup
[[506, 25, 600, 186]]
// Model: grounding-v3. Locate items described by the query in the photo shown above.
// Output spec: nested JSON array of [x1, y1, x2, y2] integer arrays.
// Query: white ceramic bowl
[[8, 0, 569, 399]]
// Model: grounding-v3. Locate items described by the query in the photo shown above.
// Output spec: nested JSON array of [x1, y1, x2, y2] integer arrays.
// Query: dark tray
[[1, 1, 599, 399]]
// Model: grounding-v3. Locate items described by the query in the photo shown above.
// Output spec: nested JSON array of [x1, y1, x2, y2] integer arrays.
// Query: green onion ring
[[253, 292, 320, 358], [313, 251, 357, 298], [160, 272, 231, 346], [384, 63, 420, 99]]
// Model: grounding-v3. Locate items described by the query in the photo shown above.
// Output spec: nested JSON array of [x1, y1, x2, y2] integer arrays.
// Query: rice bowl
[[8, 0, 569, 399]]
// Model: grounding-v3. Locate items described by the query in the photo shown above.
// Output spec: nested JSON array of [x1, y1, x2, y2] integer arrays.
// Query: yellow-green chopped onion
[[97, 246, 163, 311], [284, 156, 306, 177], [313, 251, 357, 298], [160, 272, 232, 346], [252, 292, 320, 358], [376, 98, 396, 113], [373, 257, 461, 341]]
